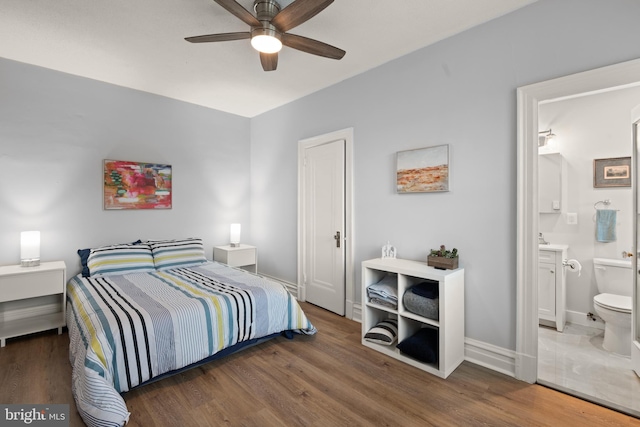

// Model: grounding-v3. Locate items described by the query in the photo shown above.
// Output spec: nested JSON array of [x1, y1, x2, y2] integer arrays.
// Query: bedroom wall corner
[[0, 58, 252, 277]]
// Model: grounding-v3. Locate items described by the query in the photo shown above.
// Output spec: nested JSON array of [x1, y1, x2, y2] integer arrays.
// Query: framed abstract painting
[[104, 160, 172, 210], [397, 144, 450, 193]]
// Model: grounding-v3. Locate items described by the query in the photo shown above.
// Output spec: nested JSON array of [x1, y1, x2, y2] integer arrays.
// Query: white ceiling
[[0, 0, 536, 117]]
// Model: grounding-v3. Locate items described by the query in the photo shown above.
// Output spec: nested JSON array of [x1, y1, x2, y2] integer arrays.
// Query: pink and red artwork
[[104, 160, 172, 210]]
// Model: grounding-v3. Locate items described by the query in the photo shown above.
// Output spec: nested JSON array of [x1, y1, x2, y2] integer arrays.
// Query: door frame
[[516, 58, 640, 383], [632, 110, 640, 376], [297, 128, 355, 319]]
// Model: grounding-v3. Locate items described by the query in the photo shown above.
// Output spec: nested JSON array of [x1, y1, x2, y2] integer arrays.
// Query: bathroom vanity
[[538, 244, 568, 332]]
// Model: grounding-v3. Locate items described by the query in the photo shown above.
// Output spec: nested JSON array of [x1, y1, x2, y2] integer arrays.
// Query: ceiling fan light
[[251, 34, 282, 54]]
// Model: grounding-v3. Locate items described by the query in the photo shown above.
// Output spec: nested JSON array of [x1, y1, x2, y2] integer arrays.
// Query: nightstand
[[0, 261, 67, 347], [213, 244, 257, 273]]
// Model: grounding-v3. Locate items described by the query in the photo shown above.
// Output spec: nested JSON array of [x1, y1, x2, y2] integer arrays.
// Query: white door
[[303, 139, 345, 315]]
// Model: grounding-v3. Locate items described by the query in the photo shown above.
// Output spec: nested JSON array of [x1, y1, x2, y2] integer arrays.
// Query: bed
[[66, 238, 316, 427]]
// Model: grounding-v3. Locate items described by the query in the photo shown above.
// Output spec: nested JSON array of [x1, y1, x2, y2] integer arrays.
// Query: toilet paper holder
[[562, 258, 582, 276]]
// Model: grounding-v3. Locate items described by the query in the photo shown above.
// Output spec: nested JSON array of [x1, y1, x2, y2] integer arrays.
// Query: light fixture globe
[[250, 27, 282, 53]]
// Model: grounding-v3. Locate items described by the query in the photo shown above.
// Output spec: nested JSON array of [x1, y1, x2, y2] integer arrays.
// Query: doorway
[[535, 88, 640, 415], [516, 59, 640, 411], [297, 128, 355, 319]]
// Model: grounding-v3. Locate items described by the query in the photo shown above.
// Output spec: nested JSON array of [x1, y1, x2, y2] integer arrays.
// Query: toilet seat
[[594, 293, 632, 313]]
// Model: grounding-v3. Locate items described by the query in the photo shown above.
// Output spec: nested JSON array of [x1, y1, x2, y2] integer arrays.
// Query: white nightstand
[[0, 261, 67, 347], [213, 244, 257, 273]]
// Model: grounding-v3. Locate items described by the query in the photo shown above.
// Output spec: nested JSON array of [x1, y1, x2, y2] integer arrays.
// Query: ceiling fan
[[185, 0, 346, 71]]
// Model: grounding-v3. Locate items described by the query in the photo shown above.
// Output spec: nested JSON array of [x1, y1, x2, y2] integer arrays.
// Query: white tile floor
[[538, 323, 640, 417]]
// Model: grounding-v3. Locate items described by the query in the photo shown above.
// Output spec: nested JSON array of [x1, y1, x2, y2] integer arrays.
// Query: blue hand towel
[[596, 209, 617, 242]]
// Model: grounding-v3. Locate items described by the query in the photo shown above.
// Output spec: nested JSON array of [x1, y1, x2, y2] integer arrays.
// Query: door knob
[[334, 231, 341, 248]]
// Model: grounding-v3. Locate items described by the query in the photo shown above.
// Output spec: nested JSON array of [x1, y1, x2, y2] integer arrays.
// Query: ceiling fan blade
[[271, 0, 334, 33], [214, 0, 260, 27], [282, 33, 345, 60], [185, 32, 251, 43], [260, 52, 278, 71]]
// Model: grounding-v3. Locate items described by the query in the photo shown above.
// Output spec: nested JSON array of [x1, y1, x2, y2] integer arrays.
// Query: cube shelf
[[361, 258, 464, 379]]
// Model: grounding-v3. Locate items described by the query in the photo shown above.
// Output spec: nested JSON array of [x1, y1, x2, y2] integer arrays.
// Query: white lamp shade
[[230, 223, 241, 246], [21, 231, 40, 265]]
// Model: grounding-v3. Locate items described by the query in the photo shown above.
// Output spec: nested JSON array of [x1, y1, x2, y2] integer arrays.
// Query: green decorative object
[[427, 245, 459, 270]]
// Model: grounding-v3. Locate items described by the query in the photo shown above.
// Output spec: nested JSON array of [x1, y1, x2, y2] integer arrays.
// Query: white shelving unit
[[361, 258, 465, 379], [0, 261, 67, 347]]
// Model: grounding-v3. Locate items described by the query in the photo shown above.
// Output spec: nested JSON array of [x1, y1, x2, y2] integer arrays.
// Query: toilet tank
[[593, 258, 633, 296]]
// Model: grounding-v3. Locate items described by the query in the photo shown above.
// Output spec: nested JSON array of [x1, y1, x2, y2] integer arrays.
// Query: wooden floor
[[1, 302, 640, 426]]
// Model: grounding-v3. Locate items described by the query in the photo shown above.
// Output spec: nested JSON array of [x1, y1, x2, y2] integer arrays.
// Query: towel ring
[[593, 199, 620, 214], [594, 199, 619, 211]]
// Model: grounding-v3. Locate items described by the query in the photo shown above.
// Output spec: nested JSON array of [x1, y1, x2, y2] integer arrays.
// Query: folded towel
[[367, 274, 398, 301], [369, 297, 398, 309], [410, 280, 439, 299], [596, 209, 617, 242]]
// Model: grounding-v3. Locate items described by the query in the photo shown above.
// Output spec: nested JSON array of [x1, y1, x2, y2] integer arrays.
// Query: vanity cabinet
[[538, 245, 568, 332]]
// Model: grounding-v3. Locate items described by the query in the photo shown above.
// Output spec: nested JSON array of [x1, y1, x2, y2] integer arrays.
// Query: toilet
[[593, 257, 633, 356]]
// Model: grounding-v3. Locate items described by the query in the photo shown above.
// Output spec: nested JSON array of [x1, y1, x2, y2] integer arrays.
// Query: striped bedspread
[[66, 261, 316, 427]]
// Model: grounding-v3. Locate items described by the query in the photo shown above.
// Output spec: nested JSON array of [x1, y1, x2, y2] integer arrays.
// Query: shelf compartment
[[364, 268, 398, 309], [397, 320, 439, 371]]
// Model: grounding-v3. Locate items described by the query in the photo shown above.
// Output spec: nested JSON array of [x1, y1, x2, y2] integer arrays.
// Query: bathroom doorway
[[535, 87, 640, 415], [515, 58, 640, 415]]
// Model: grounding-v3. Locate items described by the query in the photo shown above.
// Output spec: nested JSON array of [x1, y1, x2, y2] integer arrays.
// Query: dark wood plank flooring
[[1, 302, 639, 426]]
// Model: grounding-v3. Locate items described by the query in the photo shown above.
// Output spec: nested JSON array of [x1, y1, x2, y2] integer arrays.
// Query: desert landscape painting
[[397, 145, 449, 193]]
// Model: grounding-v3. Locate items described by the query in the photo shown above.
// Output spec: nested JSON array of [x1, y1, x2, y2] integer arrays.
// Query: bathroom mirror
[[539, 152, 563, 214]]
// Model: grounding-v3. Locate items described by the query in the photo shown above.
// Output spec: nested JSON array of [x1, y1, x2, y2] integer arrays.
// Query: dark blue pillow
[[396, 327, 438, 364], [411, 280, 439, 299], [77, 248, 91, 277]]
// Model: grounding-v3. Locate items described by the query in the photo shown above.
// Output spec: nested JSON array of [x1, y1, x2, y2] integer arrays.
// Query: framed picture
[[593, 156, 631, 188], [397, 144, 449, 193], [104, 160, 172, 210]]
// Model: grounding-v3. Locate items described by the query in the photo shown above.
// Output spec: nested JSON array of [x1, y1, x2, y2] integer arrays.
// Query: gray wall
[[0, 58, 251, 277], [250, 0, 640, 350]]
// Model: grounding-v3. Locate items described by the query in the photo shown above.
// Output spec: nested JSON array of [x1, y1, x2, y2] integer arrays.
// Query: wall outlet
[[566, 212, 578, 225], [552, 200, 560, 210]]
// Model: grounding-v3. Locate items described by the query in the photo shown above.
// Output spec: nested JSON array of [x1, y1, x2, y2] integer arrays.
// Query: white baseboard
[[565, 309, 604, 330], [352, 303, 362, 323], [464, 337, 516, 378]]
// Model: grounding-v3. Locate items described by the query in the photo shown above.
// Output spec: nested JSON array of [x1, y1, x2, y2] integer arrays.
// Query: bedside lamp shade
[[21, 231, 40, 267], [230, 224, 241, 247]]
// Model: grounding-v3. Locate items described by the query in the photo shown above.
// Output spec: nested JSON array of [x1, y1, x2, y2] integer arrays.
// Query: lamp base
[[21, 258, 40, 267], [230, 243, 240, 248]]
